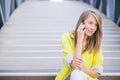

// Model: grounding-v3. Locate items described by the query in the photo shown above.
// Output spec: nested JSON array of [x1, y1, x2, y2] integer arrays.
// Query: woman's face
[[84, 14, 98, 36]]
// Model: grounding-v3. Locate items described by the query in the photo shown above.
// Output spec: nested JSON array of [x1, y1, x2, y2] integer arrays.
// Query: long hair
[[70, 9, 102, 53]]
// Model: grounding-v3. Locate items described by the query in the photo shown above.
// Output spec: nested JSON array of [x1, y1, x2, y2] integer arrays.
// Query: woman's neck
[[82, 34, 88, 50], [83, 34, 88, 41]]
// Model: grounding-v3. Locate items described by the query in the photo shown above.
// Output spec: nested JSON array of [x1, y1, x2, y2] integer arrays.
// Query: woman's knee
[[70, 70, 88, 80]]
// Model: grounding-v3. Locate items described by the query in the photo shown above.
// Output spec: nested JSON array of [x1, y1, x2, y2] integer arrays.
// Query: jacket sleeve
[[61, 33, 75, 67], [92, 48, 104, 74]]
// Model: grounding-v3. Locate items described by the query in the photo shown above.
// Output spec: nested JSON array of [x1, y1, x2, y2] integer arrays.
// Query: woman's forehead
[[85, 14, 97, 22]]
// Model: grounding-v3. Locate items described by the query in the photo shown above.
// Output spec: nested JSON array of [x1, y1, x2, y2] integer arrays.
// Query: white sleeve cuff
[[66, 55, 74, 67], [92, 66, 103, 74]]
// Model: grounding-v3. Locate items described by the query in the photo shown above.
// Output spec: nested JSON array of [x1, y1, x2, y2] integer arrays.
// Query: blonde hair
[[70, 9, 102, 53]]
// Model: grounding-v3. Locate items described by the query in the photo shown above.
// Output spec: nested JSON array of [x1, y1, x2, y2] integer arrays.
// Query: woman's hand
[[77, 22, 86, 43], [70, 57, 84, 70]]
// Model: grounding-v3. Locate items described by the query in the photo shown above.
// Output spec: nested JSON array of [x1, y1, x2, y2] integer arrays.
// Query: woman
[[55, 9, 103, 80]]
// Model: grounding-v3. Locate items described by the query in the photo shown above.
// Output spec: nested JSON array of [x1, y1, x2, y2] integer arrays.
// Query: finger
[[75, 63, 82, 69], [81, 22, 84, 25], [83, 28, 86, 33], [74, 66, 80, 70], [72, 60, 83, 65], [78, 23, 85, 30], [74, 60, 84, 66], [72, 59, 82, 63], [73, 63, 81, 69], [80, 22, 86, 31], [75, 62, 83, 67], [79, 25, 85, 30], [72, 61, 83, 69], [75, 57, 82, 60], [73, 57, 83, 61], [71, 62, 80, 69], [74, 63, 82, 68], [80, 23, 85, 28]]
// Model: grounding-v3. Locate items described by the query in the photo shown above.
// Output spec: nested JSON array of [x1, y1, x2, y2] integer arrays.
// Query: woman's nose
[[90, 25, 96, 30]]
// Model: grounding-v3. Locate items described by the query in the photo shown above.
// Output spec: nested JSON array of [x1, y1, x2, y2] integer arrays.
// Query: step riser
[[0, 76, 119, 80], [0, 58, 119, 72]]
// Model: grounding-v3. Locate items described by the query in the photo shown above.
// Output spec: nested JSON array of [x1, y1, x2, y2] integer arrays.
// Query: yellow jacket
[[55, 33, 103, 80]]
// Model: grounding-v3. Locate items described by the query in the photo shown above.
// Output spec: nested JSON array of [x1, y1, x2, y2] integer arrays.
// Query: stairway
[[0, 0, 120, 80]]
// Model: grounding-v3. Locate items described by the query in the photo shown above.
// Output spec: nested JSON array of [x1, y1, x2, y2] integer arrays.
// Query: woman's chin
[[85, 31, 95, 36], [86, 33, 94, 37]]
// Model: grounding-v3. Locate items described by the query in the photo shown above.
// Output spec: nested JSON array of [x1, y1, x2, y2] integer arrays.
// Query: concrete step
[[103, 45, 120, 51], [0, 38, 119, 45], [103, 51, 120, 57], [0, 57, 119, 72], [0, 44, 120, 51], [0, 50, 119, 57], [1, 30, 120, 33], [1, 26, 120, 31], [0, 35, 119, 41], [0, 50, 62, 57]]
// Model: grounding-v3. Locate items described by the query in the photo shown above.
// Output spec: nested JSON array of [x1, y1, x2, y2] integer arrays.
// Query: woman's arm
[[70, 23, 85, 70], [82, 66, 100, 78], [71, 55, 100, 79], [74, 22, 86, 58]]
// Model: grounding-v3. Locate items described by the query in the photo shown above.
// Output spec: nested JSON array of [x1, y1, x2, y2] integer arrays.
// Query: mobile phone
[[82, 21, 85, 24], [82, 21, 85, 31]]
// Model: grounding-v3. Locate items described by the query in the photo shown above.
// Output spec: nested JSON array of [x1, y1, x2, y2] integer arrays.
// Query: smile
[[88, 29, 93, 34]]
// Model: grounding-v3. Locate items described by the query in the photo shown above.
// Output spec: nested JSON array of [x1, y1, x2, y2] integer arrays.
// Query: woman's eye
[[89, 22, 92, 24]]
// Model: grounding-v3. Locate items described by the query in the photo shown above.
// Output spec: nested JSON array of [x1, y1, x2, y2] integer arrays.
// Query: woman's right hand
[[77, 22, 86, 43]]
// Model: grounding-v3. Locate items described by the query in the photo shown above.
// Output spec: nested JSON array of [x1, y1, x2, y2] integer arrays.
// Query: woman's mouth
[[88, 29, 93, 34]]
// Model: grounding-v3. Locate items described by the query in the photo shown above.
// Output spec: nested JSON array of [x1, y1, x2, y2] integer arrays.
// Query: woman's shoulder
[[62, 32, 70, 36], [61, 32, 75, 46], [61, 32, 69, 39], [61, 32, 73, 40], [62, 32, 74, 38]]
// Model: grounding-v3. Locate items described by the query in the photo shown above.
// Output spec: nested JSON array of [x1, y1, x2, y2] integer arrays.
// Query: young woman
[[55, 9, 103, 80]]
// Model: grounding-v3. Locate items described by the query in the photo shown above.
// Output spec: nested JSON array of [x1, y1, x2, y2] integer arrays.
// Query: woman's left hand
[[71, 56, 84, 70]]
